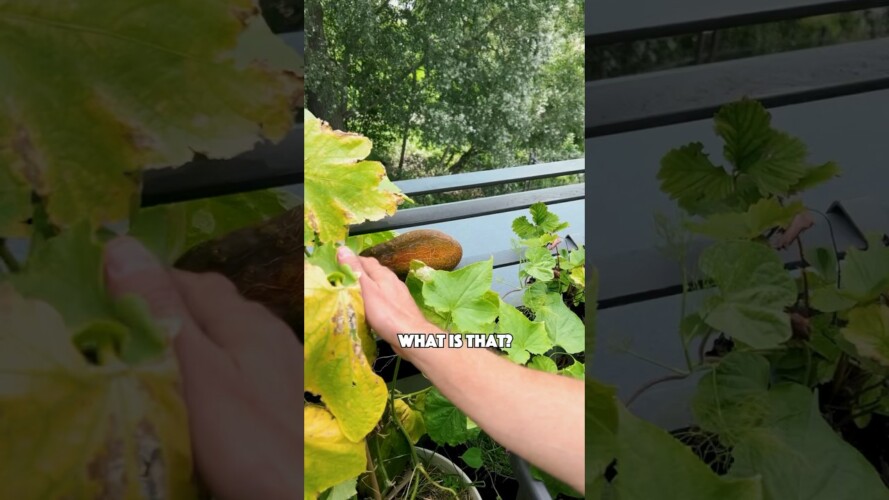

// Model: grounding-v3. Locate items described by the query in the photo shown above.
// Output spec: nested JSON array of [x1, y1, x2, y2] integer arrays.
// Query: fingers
[[104, 237, 221, 359], [336, 246, 381, 293]]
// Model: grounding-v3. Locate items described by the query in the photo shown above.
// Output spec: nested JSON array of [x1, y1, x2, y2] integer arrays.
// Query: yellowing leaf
[[304, 261, 387, 442], [394, 399, 426, 444], [304, 110, 407, 243], [0, 1, 301, 231], [304, 405, 366, 500], [0, 286, 197, 498], [842, 305, 889, 368]]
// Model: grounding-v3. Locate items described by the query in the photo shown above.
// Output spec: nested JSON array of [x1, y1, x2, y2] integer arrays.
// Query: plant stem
[[0, 239, 20, 273], [618, 347, 689, 376], [797, 236, 810, 310], [389, 357, 420, 466], [626, 372, 691, 407], [366, 443, 384, 500]]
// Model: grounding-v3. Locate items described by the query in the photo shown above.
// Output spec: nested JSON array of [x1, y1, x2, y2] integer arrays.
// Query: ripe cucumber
[[360, 229, 462, 277]]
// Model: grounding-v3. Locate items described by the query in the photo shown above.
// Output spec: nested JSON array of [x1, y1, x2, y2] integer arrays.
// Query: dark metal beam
[[586, 38, 889, 138], [393, 158, 584, 196], [586, 0, 889, 46]]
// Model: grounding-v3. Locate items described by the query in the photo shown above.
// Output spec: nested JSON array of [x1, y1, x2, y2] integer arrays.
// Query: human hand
[[335, 246, 443, 363], [104, 237, 301, 500]]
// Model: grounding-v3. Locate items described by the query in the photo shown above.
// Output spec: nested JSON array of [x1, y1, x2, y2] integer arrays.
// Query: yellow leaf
[[304, 261, 387, 441], [304, 405, 366, 500]]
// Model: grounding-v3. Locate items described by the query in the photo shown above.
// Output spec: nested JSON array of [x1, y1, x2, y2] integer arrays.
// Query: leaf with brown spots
[[0, 0, 302, 232], [0, 285, 199, 498], [303, 261, 387, 442]]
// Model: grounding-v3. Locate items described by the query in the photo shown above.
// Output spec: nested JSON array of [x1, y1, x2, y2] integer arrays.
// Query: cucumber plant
[[586, 99, 889, 499]]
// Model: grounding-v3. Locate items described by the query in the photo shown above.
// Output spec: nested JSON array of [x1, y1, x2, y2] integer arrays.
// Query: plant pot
[[415, 447, 483, 500]]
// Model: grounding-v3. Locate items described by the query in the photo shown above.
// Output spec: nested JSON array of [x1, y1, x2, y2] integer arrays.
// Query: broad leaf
[[585, 379, 618, 496], [788, 161, 841, 194], [688, 199, 805, 241], [530, 202, 569, 234], [0, 286, 197, 498], [423, 389, 474, 446], [811, 240, 889, 312], [304, 110, 407, 243], [497, 299, 552, 364], [841, 305, 889, 368], [609, 401, 762, 500], [529, 355, 559, 373], [0, 2, 301, 232], [304, 262, 387, 442], [11, 224, 167, 364], [730, 384, 887, 500], [461, 448, 484, 469], [692, 352, 772, 445], [304, 405, 366, 500], [529, 291, 585, 354], [420, 259, 499, 333], [522, 246, 557, 282], [394, 399, 426, 445], [699, 241, 797, 349]]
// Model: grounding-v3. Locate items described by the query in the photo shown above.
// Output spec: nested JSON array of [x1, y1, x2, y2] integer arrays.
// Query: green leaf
[[699, 241, 797, 349], [657, 143, 734, 215], [522, 246, 557, 282], [304, 110, 407, 243], [530, 202, 569, 233], [560, 360, 585, 379], [0, 2, 300, 231], [729, 384, 887, 500], [610, 401, 762, 500], [344, 230, 398, 254], [788, 161, 841, 194], [130, 189, 292, 263], [528, 355, 558, 373], [0, 285, 198, 498], [461, 448, 483, 469], [497, 300, 552, 364], [811, 240, 889, 311], [841, 305, 889, 368], [714, 99, 773, 172], [11, 224, 166, 364], [512, 215, 540, 239], [322, 478, 358, 500], [305, 405, 366, 500], [304, 262, 387, 442], [529, 291, 584, 354], [688, 199, 805, 241], [423, 389, 473, 446], [421, 259, 499, 333], [585, 379, 619, 496], [692, 352, 772, 445]]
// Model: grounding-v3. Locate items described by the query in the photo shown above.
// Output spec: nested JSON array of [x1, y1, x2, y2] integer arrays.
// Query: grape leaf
[[304, 110, 407, 243], [0, 285, 198, 498], [841, 305, 889, 368], [11, 224, 167, 364], [304, 405, 366, 500], [420, 259, 499, 333], [729, 384, 887, 500], [529, 291, 584, 354], [304, 261, 387, 442], [657, 143, 734, 215], [699, 241, 797, 349], [0, 2, 301, 231], [497, 300, 552, 364], [688, 199, 805, 241], [692, 352, 772, 445], [423, 389, 474, 446]]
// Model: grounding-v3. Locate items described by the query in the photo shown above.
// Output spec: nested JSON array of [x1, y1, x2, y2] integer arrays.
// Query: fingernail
[[337, 246, 355, 260], [105, 237, 159, 279]]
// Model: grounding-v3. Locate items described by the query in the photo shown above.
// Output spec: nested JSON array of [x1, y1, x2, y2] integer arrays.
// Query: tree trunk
[[448, 146, 477, 173]]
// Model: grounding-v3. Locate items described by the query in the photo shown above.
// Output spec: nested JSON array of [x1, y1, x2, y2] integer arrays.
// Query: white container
[[414, 447, 483, 500]]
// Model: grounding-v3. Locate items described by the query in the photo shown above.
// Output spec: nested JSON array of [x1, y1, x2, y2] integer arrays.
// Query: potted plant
[[586, 99, 889, 498]]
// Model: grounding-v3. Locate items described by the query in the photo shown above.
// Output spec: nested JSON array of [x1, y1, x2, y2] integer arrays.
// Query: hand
[[104, 237, 302, 500], [335, 246, 442, 363]]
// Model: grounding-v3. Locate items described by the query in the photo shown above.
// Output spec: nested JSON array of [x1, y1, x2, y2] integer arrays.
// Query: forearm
[[411, 344, 585, 494]]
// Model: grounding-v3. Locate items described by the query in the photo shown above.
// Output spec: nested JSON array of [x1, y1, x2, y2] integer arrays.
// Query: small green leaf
[[522, 246, 556, 282], [528, 355, 558, 373], [461, 447, 483, 469], [788, 161, 841, 194], [657, 143, 734, 215], [530, 202, 569, 234], [529, 292, 584, 354], [421, 259, 499, 333], [560, 360, 585, 379]]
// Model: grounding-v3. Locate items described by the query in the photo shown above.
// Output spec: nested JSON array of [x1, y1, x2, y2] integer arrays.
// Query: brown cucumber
[[360, 229, 462, 278]]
